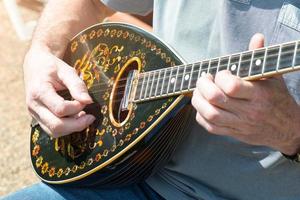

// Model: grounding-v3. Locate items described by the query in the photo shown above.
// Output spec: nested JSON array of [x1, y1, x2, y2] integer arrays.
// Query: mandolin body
[[30, 23, 192, 187]]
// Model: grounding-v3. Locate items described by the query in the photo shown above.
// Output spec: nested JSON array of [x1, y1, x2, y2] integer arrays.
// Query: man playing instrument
[[3, 0, 300, 199]]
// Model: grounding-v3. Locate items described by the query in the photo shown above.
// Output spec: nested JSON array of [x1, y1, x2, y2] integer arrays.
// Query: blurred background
[[0, 0, 42, 196], [0, 0, 152, 196]]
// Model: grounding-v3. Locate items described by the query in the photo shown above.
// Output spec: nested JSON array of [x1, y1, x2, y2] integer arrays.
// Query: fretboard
[[134, 40, 300, 102]]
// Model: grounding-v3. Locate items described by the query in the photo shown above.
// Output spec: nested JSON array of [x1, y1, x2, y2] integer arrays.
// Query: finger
[[249, 33, 265, 50], [38, 84, 86, 117], [196, 74, 227, 106], [195, 113, 237, 136], [215, 70, 255, 99], [31, 101, 95, 138], [191, 89, 240, 126], [56, 59, 93, 104]]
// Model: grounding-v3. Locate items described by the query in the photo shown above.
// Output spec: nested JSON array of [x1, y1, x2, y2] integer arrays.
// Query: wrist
[[278, 105, 300, 155]]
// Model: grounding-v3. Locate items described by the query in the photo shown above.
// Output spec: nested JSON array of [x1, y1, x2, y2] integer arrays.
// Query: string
[[60, 47, 300, 101], [59, 45, 300, 100]]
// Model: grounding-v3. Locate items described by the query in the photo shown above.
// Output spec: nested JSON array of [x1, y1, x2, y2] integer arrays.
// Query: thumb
[[56, 59, 93, 104], [249, 33, 265, 50]]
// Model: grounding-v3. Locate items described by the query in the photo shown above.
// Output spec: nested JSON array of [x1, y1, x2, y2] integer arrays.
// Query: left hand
[[191, 33, 300, 155]]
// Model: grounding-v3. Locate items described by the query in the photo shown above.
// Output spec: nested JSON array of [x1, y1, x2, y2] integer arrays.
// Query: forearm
[[31, 0, 114, 57], [106, 12, 153, 32]]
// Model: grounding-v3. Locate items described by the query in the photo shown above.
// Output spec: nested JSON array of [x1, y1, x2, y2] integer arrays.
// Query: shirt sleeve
[[101, 0, 153, 16]]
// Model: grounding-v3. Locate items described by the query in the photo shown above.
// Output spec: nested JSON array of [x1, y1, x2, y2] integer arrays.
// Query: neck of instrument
[[134, 40, 300, 102]]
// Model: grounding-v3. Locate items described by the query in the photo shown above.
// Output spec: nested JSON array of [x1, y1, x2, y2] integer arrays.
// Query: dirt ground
[[0, 1, 42, 196]]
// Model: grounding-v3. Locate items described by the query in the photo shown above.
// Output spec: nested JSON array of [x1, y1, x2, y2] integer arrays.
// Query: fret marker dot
[[255, 59, 262, 66], [201, 71, 206, 77], [170, 77, 176, 84], [231, 64, 237, 71], [184, 74, 190, 81]]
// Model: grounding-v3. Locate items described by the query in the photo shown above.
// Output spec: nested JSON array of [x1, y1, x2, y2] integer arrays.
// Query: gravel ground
[[0, 1, 42, 196]]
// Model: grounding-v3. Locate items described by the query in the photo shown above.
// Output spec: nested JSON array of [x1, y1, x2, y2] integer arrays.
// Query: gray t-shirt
[[102, 0, 300, 199]]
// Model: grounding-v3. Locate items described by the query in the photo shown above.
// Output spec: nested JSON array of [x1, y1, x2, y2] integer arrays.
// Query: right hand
[[24, 47, 95, 138]]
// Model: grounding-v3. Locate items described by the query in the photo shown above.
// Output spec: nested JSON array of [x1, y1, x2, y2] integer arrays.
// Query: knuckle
[[29, 89, 42, 101], [48, 120, 64, 135], [191, 95, 197, 108], [206, 91, 223, 104], [204, 109, 220, 122], [206, 124, 217, 133], [25, 96, 34, 109], [224, 79, 240, 96], [52, 103, 67, 117], [195, 113, 202, 123]]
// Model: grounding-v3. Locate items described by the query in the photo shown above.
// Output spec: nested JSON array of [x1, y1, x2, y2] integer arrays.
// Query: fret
[[248, 50, 255, 77], [176, 65, 188, 91], [261, 48, 268, 75], [191, 62, 201, 89], [276, 44, 282, 72], [280, 42, 299, 70], [216, 57, 221, 72], [135, 76, 143, 101], [162, 68, 172, 95], [251, 49, 265, 76], [209, 58, 219, 77], [154, 69, 162, 97], [218, 56, 230, 72], [197, 61, 203, 79], [228, 54, 240, 75], [238, 51, 252, 78], [292, 41, 298, 68], [167, 67, 176, 94], [207, 60, 212, 74], [200, 60, 210, 77], [144, 72, 153, 99], [187, 63, 195, 90], [182, 64, 192, 91], [227, 55, 232, 70], [236, 53, 242, 76], [264, 45, 280, 73], [149, 71, 159, 98], [173, 66, 181, 93], [294, 41, 300, 67], [160, 68, 168, 96], [138, 73, 147, 100]]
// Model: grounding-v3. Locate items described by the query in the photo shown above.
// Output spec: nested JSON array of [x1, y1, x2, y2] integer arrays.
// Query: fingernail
[[77, 111, 86, 118], [81, 93, 93, 102]]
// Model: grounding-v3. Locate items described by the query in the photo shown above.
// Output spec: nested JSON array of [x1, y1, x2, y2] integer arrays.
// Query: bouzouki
[[30, 22, 300, 187]]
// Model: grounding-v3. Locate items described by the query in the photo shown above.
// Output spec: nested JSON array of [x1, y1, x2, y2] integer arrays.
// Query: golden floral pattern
[[95, 153, 102, 162], [32, 129, 39, 144], [32, 145, 40, 156], [71, 41, 78, 53], [36, 156, 43, 168], [101, 105, 108, 114], [41, 162, 49, 174], [49, 167, 55, 177], [33, 25, 177, 179], [57, 168, 63, 178]]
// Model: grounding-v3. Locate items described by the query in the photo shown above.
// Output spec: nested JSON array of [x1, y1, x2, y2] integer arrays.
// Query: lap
[[1, 182, 163, 200]]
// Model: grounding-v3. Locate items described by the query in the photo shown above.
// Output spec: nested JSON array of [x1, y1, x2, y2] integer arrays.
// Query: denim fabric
[[1, 182, 164, 200]]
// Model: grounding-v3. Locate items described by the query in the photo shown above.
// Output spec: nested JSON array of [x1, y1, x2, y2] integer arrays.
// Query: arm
[[192, 34, 300, 155], [24, 0, 114, 138], [105, 12, 153, 32]]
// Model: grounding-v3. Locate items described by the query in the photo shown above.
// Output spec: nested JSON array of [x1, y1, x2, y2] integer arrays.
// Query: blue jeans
[[1, 182, 164, 200]]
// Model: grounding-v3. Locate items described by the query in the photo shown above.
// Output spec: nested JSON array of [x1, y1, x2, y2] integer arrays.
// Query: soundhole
[[110, 57, 140, 127]]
